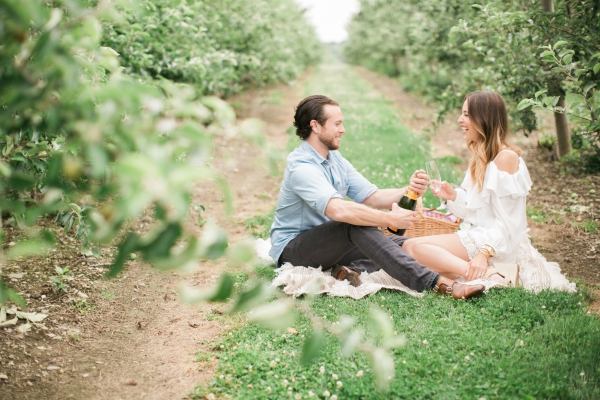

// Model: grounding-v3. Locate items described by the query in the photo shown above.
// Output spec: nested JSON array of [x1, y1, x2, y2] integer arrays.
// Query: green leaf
[[141, 223, 182, 261], [230, 281, 273, 313], [554, 40, 568, 49], [517, 98, 534, 110], [539, 50, 555, 58], [583, 82, 596, 95], [593, 63, 600, 75], [301, 328, 324, 366], [247, 299, 294, 330], [226, 240, 256, 268], [179, 272, 234, 303], [563, 54, 573, 64], [371, 348, 395, 392], [370, 307, 394, 339], [106, 233, 140, 278], [199, 222, 228, 259], [534, 89, 547, 98]]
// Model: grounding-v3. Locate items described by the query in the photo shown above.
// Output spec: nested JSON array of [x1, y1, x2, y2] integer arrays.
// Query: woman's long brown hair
[[465, 91, 521, 190]]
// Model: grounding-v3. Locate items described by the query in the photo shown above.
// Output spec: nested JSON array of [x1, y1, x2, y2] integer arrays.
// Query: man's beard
[[319, 134, 339, 150]]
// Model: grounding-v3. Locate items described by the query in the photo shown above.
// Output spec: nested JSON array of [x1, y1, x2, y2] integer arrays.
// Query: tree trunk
[[554, 97, 572, 157], [541, 0, 572, 158], [541, 0, 554, 12]]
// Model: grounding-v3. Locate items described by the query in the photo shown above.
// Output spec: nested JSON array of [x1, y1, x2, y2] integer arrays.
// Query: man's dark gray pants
[[277, 220, 439, 292]]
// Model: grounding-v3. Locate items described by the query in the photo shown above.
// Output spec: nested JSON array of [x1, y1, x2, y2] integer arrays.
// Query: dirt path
[[1, 77, 307, 399]]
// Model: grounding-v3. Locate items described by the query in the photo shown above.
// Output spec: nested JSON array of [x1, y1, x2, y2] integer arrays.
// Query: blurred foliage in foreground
[[345, 0, 600, 172], [0, 0, 320, 303]]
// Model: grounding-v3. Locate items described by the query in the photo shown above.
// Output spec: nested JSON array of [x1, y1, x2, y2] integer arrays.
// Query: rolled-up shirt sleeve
[[343, 159, 378, 203], [289, 163, 342, 216]]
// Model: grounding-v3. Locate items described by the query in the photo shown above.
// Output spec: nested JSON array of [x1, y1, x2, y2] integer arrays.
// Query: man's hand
[[408, 170, 428, 197], [389, 202, 417, 229]]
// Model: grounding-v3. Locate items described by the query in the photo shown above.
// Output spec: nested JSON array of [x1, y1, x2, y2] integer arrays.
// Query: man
[[269, 95, 484, 299]]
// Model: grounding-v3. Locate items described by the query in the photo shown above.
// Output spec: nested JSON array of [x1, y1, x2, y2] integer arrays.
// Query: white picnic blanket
[[254, 232, 575, 300]]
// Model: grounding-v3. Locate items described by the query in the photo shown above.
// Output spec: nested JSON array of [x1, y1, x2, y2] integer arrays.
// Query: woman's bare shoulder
[[493, 151, 520, 174]]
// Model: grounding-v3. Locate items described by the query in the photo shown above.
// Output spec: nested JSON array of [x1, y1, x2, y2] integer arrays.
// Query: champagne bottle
[[387, 189, 418, 236]]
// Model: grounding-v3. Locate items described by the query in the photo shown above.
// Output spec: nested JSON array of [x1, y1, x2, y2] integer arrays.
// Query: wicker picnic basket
[[382, 198, 461, 238]]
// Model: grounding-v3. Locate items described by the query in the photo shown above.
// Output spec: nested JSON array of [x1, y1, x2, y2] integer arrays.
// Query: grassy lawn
[[195, 60, 600, 399]]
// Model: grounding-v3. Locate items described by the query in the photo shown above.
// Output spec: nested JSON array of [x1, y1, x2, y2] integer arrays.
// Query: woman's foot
[[485, 267, 508, 285], [434, 276, 484, 299]]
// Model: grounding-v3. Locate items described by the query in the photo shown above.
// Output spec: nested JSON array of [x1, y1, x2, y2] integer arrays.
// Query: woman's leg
[[403, 234, 469, 279]]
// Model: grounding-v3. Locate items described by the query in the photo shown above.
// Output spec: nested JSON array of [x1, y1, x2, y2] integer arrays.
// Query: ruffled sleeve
[[465, 158, 532, 210]]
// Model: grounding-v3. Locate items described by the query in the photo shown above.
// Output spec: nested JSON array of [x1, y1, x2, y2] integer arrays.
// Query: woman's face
[[457, 100, 480, 143]]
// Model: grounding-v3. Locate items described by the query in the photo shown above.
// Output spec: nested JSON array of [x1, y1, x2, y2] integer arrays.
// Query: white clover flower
[[207, 394, 216, 400], [295, 394, 302, 400], [423, 340, 428, 345], [356, 370, 363, 377], [248, 365, 253, 371], [290, 351, 296, 358], [465, 356, 470, 361], [274, 375, 279, 379], [228, 332, 233, 336], [542, 305, 546, 309], [308, 390, 315, 397], [336, 381, 343, 388], [580, 371, 586, 376], [247, 384, 253, 388], [381, 296, 385, 300], [331, 395, 338, 400], [402, 360, 406, 364], [219, 375, 224, 380], [282, 379, 289, 388], [270, 360, 277, 368], [519, 340, 524, 346], [319, 366, 325, 375], [266, 387, 272, 394], [219, 345, 224, 349], [331, 373, 338, 380], [323, 390, 331, 397]]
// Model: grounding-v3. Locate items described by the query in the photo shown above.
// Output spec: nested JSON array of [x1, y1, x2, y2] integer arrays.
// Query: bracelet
[[479, 244, 496, 258]]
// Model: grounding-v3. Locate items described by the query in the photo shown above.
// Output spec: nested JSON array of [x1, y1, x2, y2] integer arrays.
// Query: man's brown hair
[[293, 95, 339, 140]]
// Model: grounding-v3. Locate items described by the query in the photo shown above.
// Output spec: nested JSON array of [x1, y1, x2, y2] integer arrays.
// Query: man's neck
[[305, 136, 329, 159]]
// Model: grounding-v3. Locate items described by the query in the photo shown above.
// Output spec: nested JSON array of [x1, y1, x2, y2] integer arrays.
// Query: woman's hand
[[466, 252, 489, 281], [408, 169, 428, 197], [434, 181, 457, 202]]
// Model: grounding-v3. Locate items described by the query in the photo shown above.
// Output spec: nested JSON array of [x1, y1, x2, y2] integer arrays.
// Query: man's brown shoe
[[331, 264, 362, 287], [434, 278, 484, 300]]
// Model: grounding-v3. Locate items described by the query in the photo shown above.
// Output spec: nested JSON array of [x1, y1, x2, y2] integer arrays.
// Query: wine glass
[[425, 161, 446, 210]]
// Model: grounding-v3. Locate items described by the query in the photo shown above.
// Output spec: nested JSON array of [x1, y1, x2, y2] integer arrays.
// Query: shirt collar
[[301, 140, 331, 165]]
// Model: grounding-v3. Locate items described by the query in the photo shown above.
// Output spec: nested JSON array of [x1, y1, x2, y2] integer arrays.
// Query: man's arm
[[362, 171, 429, 210], [325, 198, 416, 229]]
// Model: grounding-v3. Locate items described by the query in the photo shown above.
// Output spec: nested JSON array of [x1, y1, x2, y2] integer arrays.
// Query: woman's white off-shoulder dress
[[446, 151, 576, 293]]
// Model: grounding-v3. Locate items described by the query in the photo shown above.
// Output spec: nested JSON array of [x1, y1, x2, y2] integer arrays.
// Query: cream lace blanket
[[254, 232, 575, 300]]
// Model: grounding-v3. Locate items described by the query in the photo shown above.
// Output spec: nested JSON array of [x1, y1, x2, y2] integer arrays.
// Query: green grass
[[194, 59, 600, 399], [194, 289, 599, 399]]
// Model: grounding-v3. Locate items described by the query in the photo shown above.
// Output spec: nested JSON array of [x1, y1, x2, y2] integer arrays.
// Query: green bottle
[[387, 189, 418, 236]]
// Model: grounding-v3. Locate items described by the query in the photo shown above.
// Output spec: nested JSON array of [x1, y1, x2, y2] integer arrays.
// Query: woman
[[403, 91, 530, 284]]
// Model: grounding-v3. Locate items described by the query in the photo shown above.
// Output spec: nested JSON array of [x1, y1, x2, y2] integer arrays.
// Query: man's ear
[[309, 120, 319, 134]]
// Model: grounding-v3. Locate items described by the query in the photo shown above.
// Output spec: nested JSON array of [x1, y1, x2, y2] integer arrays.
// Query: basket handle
[[416, 197, 423, 215]]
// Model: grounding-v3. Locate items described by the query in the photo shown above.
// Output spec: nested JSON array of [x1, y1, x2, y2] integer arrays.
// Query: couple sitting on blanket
[[269, 92, 531, 300]]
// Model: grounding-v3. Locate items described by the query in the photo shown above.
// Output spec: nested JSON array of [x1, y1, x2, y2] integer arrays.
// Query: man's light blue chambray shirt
[[269, 141, 378, 264]]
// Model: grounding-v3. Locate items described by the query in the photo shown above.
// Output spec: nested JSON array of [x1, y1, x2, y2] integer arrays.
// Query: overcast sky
[[293, 0, 360, 43]]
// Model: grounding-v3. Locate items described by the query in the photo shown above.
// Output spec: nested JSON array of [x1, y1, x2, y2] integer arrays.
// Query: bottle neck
[[404, 189, 419, 200]]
